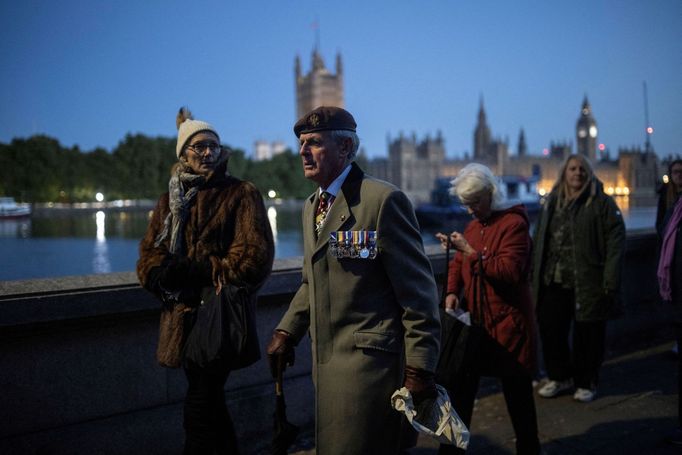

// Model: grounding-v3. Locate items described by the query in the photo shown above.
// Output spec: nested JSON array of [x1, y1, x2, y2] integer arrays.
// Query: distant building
[[295, 49, 344, 119], [473, 98, 508, 164], [617, 147, 659, 203], [367, 96, 660, 206], [253, 140, 286, 161], [517, 128, 527, 157], [576, 96, 598, 161], [292, 52, 662, 205], [550, 141, 572, 161], [381, 132, 445, 203]]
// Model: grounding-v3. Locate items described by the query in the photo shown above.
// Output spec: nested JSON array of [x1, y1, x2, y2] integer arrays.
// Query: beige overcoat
[[278, 163, 440, 455]]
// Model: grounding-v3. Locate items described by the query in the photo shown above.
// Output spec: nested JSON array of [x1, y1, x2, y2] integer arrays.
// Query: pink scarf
[[658, 197, 682, 301]]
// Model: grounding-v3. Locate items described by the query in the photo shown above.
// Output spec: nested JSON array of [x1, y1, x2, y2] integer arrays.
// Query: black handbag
[[435, 239, 484, 389], [182, 284, 261, 370]]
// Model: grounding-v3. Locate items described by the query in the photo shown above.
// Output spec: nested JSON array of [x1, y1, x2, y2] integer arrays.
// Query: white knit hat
[[175, 107, 220, 158]]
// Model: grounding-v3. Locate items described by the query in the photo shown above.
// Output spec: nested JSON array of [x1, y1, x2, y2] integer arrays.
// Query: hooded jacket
[[447, 204, 536, 373]]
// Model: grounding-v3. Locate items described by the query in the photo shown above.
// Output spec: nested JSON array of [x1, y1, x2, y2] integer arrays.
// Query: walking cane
[[272, 355, 299, 455]]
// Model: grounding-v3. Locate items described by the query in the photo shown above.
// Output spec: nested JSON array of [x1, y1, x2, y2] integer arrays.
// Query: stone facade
[[368, 97, 660, 206], [473, 98, 509, 165], [378, 132, 445, 203], [576, 96, 598, 161], [295, 49, 344, 120], [253, 140, 286, 161]]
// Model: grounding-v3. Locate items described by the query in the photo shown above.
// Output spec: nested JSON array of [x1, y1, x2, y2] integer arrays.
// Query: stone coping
[[0, 229, 656, 328]]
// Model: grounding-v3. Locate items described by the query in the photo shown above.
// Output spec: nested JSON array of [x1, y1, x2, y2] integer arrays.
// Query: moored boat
[[0, 197, 32, 219]]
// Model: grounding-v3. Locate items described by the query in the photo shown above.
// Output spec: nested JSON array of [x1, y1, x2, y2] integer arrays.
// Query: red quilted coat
[[447, 204, 537, 373]]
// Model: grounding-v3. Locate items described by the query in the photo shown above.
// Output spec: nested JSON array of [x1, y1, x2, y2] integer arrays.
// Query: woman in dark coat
[[533, 154, 625, 403], [656, 159, 682, 235], [657, 160, 682, 445], [436, 163, 540, 455], [137, 108, 274, 454]]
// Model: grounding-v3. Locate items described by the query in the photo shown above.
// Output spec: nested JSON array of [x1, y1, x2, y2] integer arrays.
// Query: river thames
[[0, 201, 656, 281]]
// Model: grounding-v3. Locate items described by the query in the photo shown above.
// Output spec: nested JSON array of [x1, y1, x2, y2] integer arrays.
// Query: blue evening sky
[[1, 0, 680, 160]]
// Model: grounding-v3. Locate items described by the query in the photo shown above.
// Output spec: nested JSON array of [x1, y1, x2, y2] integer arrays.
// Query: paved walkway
[[290, 340, 680, 454]]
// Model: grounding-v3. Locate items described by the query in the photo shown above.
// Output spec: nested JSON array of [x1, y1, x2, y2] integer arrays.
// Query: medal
[[368, 230, 378, 259], [328, 230, 378, 259], [359, 230, 369, 258], [329, 231, 338, 257]]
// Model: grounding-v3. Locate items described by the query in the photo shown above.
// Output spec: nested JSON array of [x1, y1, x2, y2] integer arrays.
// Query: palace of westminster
[[263, 48, 667, 206]]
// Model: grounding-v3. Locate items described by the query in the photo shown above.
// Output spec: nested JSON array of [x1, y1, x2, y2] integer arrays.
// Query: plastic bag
[[391, 384, 469, 449]]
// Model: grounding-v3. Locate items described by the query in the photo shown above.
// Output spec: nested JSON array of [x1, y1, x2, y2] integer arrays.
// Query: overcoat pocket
[[353, 330, 401, 353]]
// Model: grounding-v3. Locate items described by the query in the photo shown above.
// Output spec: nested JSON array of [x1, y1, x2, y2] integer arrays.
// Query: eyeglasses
[[186, 141, 221, 155]]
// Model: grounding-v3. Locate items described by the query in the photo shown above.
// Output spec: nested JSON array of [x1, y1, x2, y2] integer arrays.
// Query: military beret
[[294, 106, 357, 137]]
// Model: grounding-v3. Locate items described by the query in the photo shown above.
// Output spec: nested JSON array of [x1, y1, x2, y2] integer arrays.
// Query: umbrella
[[272, 355, 299, 455]]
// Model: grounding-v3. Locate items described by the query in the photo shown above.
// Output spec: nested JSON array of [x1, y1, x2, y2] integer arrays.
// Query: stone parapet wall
[[0, 229, 670, 454]]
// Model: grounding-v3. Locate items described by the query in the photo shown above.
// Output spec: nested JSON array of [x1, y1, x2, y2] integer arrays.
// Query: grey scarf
[[154, 166, 206, 254]]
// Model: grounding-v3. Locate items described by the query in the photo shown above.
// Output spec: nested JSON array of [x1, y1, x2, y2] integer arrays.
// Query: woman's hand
[[450, 231, 476, 257], [444, 293, 460, 311], [435, 232, 450, 250]]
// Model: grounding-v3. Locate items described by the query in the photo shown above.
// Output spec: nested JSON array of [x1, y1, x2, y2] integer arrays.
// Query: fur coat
[[137, 161, 274, 365]]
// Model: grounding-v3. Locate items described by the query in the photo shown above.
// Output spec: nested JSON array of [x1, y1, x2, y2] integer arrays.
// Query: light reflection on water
[[0, 204, 657, 281], [92, 211, 111, 274]]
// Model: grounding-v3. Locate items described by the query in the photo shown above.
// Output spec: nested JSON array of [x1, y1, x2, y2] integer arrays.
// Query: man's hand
[[403, 365, 437, 405], [266, 330, 295, 378]]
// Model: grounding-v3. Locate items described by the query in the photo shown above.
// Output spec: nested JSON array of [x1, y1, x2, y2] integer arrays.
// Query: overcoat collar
[[306, 162, 364, 256]]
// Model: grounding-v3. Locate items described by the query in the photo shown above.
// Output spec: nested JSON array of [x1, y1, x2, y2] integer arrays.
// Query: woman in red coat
[[436, 163, 540, 455]]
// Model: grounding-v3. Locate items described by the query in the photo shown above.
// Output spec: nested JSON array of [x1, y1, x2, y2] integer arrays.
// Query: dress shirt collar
[[320, 164, 352, 198]]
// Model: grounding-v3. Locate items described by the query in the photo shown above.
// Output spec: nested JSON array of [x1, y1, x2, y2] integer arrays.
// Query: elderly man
[[267, 106, 441, 454]]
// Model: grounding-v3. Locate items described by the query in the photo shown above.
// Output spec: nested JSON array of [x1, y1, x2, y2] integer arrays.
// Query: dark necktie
[[315, 191, 334, 236]]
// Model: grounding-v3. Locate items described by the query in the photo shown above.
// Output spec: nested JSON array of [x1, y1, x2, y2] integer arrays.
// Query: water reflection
[[268, 206, 279, 246], [0, 203, 658, 280], [93, 211, 111, 273], [0, 219, 31, 238]]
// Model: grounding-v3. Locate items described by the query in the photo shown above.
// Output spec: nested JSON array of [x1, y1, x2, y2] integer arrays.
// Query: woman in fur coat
[[137, 108, 274, 454]]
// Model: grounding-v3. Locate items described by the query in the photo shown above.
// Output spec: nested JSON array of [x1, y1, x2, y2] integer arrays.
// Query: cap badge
[[309, 113, 320, 127]]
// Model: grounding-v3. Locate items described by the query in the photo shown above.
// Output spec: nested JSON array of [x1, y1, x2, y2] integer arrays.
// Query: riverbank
[[29, 197, 304, 215]]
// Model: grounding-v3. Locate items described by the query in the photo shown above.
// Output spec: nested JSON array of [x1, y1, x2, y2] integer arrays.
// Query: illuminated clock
[[589, 125, 598, 138], [578, 128, 587, 138]]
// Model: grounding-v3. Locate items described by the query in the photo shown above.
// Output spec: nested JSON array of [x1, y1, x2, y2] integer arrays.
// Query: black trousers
[[537, 284, 606, 390], [674, 322, 682, 428], [183, 360, 239, 455], [678, 332, 682, 429], [438, 332, 540, 455]]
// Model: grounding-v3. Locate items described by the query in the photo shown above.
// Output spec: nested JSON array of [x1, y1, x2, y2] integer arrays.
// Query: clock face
[[578, 128, 587, 138], [589, 125, 598, 138]]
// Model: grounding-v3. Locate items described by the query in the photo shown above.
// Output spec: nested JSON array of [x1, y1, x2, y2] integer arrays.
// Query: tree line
[[0, 134, 338, 203]]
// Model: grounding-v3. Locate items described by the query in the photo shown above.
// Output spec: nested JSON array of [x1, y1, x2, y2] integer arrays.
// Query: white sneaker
[[538, 379, 574, 398], [573, 388, 596, 402]]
